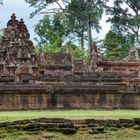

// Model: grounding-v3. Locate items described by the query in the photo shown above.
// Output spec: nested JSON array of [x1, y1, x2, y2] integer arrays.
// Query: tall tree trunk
[[87, 15, 92, 50], [80, 31, 84, 50]]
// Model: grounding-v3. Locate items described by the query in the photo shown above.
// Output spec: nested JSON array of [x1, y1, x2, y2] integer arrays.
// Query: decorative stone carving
[[38, 49, 47, 67], [20, 65, 29, 74], [123, 47, 139, 62], [0, 14, 37, 80], [88, 43, 98, 72]]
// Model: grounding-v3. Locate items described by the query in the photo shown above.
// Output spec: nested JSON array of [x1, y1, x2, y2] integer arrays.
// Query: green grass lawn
[[0, 110, 140, 140], [0, 110, 140, 122]]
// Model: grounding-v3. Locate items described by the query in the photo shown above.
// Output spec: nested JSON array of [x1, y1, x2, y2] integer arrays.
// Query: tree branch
[[122, 0, 138, 16], [55, 1, 64, 11]]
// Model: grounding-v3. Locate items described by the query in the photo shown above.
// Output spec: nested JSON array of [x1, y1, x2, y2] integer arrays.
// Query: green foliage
[[33, 9, 91, 60], [65, 0, 108, 49], [34, 46, 40, 55], [26, 0, 108, 51], [34, 12, 67, 48], [107, 0, 140, 44], [43, 45, 66, 53], [35, 41, 87, 61], [25, 0, 68, 18], [64, 41, 86, 60], [0, 128, 24, 139], [65, 0, 104, 33], [103, 30, 132, 59]]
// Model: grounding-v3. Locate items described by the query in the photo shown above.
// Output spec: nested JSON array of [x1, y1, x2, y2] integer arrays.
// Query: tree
[[25, 0, 108, 50], [107, 0, 140, 45], [64, 0, 87, 50], [65, 0, 106, 50], [34, 12, 68, 48], [103, 30, 132, 59], [34, 12, 87, 60], [64, 41, 86, 60], [25, 0, 69, 17]]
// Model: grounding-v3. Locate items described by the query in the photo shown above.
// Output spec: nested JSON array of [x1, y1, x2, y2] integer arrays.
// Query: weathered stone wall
[[0, 84, 140, 110], [0, 91, 51, 110], [45, 53, 72, 65], [52, 92, 140, 109]]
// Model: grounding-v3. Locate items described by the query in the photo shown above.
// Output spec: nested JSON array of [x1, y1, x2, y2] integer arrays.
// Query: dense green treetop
[[103, 30, 133, 59], [107, 0, 140, 45], [34, 12, 67, 48]]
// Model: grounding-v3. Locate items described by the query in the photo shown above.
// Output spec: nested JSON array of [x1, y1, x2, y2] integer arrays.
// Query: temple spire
[[19, 18, 24, 24], [7, 13, 18, 27], [11, 13, 16, 20]]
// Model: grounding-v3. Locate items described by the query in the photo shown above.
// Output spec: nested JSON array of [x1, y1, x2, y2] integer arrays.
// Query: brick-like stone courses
[[0, 84, 140, 110], [96, 47, 140, 83], [44, 53, 72, 77], [0, 118, 140, 134], [73, 60, 86, 75]]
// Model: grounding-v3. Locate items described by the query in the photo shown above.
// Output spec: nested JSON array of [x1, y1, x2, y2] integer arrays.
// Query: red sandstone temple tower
[[0, 14, 38, 82]]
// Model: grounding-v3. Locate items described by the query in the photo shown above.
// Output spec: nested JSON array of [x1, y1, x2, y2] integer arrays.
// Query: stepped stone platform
[[0, 14, 140, 110]]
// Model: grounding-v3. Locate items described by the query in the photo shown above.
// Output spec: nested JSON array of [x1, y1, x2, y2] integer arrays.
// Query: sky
[[0, 0, 111, 45]]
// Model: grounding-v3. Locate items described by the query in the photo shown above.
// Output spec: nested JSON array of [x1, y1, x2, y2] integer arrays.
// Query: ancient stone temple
[[0, 14, 140, 110], [96, 47, 140, 85], [0, 13, 38, 82]]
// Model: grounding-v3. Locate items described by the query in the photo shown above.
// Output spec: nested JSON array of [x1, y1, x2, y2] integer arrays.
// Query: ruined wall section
[[0, 84, 140, 110]]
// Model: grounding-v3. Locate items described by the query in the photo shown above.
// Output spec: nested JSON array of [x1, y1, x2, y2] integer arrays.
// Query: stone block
[[61, 128, 77, 135], [0, 122, 11, 128], [58, 123, 74, 128]]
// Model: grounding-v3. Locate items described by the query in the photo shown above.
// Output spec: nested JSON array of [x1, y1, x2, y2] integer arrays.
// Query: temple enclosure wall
[[0, 84, 140, 110]]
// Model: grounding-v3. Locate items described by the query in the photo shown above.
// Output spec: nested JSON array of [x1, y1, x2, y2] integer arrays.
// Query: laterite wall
[[0, 88, 140, 110]]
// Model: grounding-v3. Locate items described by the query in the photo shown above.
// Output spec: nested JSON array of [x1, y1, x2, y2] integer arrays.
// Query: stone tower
[[0, 13, 38, 81]]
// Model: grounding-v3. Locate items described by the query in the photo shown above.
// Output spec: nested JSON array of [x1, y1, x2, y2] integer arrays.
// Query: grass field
[[0, 110, 140, 122], [0, 110, 140, 140], [1, 128, 140, 140]]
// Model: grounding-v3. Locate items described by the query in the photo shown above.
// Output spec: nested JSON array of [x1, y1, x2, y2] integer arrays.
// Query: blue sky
[[0, 0, 111, 44], [0, 0, 44, 42]]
